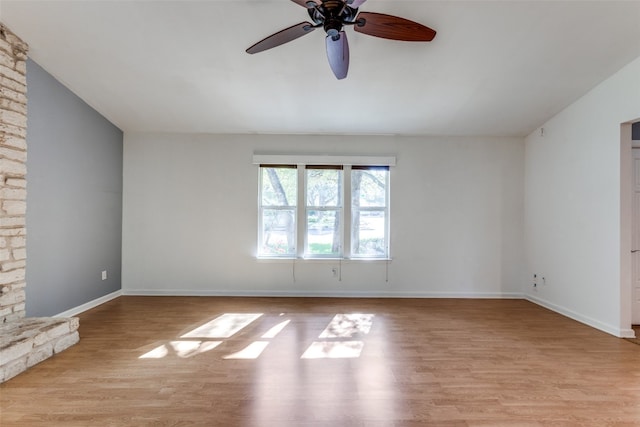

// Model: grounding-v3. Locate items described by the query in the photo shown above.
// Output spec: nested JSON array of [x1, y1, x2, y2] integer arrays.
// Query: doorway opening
[[622, 120, 640, 335]]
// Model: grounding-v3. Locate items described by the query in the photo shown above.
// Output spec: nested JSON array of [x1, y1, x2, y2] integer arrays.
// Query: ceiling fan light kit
[[246, 0, 437, 80]]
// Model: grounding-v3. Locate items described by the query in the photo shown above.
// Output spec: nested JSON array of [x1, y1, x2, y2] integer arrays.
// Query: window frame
[[255, 155, 395, 261], [304, 165, 344, 259], [257, 165, 298, 258], [350, 166, 390, 259]]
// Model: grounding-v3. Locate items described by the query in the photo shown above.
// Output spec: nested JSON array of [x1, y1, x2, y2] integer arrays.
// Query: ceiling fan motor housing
[[308, 0, 358, 36]]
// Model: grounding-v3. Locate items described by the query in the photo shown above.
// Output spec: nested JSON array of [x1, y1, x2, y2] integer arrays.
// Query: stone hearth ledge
[[0, 317, 79, 382]]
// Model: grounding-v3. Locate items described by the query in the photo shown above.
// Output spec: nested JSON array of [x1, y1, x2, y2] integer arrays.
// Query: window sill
[[256, 257, 392, 263]]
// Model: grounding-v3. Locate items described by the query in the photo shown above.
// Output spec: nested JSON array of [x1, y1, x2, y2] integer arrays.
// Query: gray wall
[[633, 121, 640, 140], [26, 59, 123, 316]]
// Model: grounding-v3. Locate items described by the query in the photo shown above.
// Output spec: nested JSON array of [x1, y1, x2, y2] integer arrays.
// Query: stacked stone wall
[[0, 24, 28, 324], [0, 24, 79, 384]]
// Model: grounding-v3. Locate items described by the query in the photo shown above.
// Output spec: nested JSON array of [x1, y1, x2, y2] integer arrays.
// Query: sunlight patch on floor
[[261, 320, 291, 338], [301, 341, 365, 359], [224, 341, 270, 359], [139, 313, 374, 360], [140, 340, 222, 359], [181, 313, 263, 339], [319, 314, 374, 338], [139, 344, 169, 359]]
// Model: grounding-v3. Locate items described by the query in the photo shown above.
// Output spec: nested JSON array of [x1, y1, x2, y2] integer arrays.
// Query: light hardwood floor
[[1, 297, 639, 426]]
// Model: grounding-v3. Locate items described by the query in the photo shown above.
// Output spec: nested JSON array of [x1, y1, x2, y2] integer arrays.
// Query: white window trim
[[256, 154, 395, 261], [253, 154, 396, 167]]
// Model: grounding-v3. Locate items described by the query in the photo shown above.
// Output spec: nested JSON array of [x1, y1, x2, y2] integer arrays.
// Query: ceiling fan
[[246, 0, 437, 80]]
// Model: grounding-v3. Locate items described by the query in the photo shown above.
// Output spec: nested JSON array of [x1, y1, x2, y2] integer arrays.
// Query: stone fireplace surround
[[0, 24, 79, 383]]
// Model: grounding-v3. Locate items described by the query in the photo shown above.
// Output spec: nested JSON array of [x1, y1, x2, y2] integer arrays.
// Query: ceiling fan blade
[[347, 0, 368, 8], [354, 12, 436, 41], [326, 31, 349, 80], [246, 22, 316, 54], [290, 0, 319, 8]]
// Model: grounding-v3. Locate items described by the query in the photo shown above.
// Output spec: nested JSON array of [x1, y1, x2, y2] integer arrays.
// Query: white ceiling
[[2, 0, 640, 137]]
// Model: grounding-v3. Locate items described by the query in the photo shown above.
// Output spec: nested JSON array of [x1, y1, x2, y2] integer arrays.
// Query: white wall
[[524, 56, 640, 337], [123, 133, 524, 297]]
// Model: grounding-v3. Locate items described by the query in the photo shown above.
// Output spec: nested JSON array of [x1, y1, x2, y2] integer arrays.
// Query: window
[[306, 166, 343, 257], [257, 158, 391, 260], [258, 165, 297, 257], [351, 166, 389, 258]]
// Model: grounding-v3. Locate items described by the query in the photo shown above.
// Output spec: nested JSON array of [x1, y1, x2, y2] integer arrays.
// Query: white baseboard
[[52, 288, 635, 338], [526, 294, 635, 338], [54, 290, 122, 318], [123, 288, 524, 299]]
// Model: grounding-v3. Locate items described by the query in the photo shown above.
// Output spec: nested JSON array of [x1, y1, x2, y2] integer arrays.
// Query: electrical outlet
[[101, 270, 107, 280], [533, 274, 537, 288], [331, 267, 338, 278]]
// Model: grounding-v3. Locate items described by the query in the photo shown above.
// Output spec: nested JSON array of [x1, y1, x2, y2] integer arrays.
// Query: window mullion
[[257, 168, 264, 255], [297, 164, 305, 259], [343, 165, 351, 259], [385, 171, 390, 258]]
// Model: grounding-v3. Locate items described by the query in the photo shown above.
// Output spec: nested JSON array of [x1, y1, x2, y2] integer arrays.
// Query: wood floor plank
[[1, 297, 639, 426]]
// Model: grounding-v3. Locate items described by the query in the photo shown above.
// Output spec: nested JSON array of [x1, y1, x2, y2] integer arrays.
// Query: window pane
[[352, 211, 386, 256], [306, 169, 342, 207], [261, 167, 297, 206], [307, 209, 341, 256], [351, 169, 387, 208], [261, 209, 296, 256]]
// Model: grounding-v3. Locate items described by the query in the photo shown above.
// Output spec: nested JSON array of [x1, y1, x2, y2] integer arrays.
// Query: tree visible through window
[[351, 166, 388, 257], [258, 164, 389, 259], [259, 166, 297, 256], [306, 166, 342, 257]]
